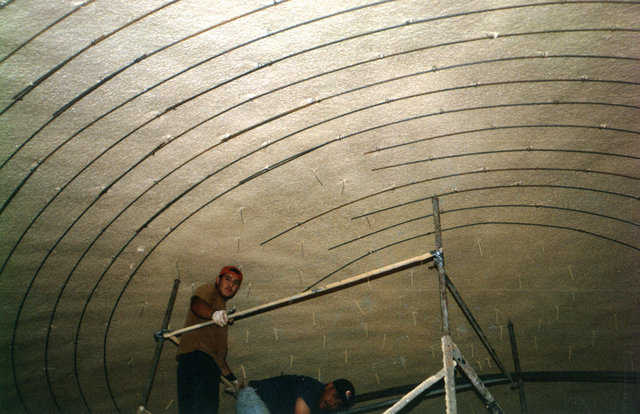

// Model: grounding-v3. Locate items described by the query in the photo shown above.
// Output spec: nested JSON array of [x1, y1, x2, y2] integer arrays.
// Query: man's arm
[[294, 397, 311, 414], [191, 296, 228, 326], [191, 296, 214, 318], [219, 359, 232, 377], [191, 297, 236, 382]]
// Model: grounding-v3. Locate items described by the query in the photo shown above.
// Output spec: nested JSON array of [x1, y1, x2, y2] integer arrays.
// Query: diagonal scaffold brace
[[509, 320, 528, 413]]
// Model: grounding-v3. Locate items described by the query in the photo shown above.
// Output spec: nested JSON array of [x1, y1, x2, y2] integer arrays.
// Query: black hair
[[333, 378, 356, 408]]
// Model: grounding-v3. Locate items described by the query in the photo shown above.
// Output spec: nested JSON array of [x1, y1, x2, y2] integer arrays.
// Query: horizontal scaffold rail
[[342, 370, 640, 414], [162, 251, 435, 340]]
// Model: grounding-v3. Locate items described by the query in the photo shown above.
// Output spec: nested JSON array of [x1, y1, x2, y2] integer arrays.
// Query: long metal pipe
[[162, 252, 434, 339], [432, 198, 455, 414], [432, 198, 449, 335], [508, 320, 528, 413]]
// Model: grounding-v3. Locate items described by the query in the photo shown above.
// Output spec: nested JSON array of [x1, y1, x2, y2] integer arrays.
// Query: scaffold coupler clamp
[[227, 306, 237, 325], [431, 248, 444, 268], [154, 329, 170, 343], [509, 376, 521, 389]]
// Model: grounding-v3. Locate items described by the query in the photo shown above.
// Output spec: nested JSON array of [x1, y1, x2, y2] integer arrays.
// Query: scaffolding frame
[[140, 197, 516, 413], [382, 197, 509, 414]]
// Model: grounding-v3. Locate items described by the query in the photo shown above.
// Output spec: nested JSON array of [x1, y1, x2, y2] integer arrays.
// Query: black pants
[[177, 351, 221, 414]]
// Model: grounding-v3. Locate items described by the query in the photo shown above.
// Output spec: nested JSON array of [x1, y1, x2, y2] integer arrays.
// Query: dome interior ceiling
[[0, 0, 639, 413]]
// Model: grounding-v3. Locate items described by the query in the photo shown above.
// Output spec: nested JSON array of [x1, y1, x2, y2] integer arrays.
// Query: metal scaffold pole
[[432, 197, 457, 413], [509, 320, 528, 413], [139, 278, 180, 414], [385, 197, 507, 413]]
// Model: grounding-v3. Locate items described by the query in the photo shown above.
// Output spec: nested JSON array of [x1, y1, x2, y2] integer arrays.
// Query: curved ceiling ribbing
[[1, 1, 638, 413]]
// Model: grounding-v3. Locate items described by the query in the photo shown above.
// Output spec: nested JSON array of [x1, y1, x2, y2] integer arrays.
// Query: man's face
[[216, 272, 241, 299], [318, 383, 342, 411]]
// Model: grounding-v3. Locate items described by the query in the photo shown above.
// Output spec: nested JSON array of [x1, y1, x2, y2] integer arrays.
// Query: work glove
[[211, 310, 228, 327], [223, 373, 240, 398]]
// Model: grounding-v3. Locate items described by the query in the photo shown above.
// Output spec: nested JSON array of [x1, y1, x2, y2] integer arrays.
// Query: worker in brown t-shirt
[[177, 266, 243, 414]]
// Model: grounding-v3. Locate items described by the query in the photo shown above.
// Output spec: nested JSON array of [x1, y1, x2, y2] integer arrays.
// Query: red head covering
[[219, 265, 243, 282]]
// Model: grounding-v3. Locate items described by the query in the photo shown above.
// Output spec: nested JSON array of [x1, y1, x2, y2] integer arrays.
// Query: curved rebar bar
[[0, 1, 96, 65], [0, 0, 392, 169], [352, 183, 638, 220], [305, 220, 640, 291], [2, 17, 637, 211], [262, 166, 639, 245], [365, 124, 640, 154], [372, 148, 640, 171], [0, 0, 183, 117], [4, 57, 635, 252], [329, 202, 640, 250]]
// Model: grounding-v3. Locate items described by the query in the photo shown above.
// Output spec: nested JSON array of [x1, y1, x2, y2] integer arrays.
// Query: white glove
[[222, 373, 240, 398], [223, 380, 239, 398], [211, 310, 228, 327], [227, 379, 239, 394]]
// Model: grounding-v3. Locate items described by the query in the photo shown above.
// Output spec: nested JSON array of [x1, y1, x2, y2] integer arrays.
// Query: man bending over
[[237, 374, 355, 414]]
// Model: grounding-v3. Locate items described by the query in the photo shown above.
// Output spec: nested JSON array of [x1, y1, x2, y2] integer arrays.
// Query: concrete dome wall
[[0, 1, 638, 412]]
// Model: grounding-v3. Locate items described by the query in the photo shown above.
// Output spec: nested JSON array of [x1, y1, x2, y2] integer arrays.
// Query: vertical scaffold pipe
[[508, 320, 528, 413], [442, 335, 458, 414], [141, 279, 180, 410], [432, 197, 449, 335]]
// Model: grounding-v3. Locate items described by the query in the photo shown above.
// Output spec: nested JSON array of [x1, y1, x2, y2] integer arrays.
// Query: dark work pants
[[177, 351, 221, 414]]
